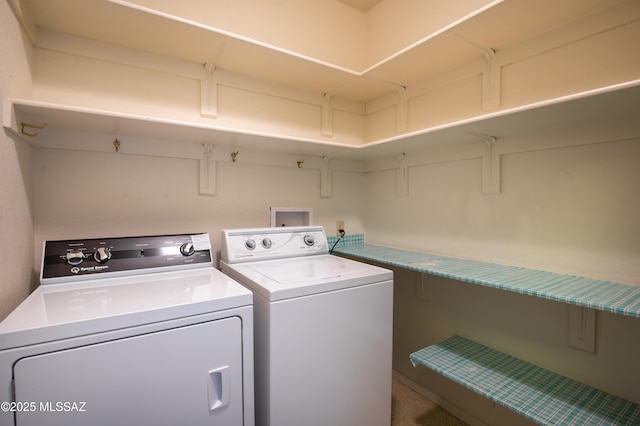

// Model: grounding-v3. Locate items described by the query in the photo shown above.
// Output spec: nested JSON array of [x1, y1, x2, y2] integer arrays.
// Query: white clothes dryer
[[0, 233, 254, 426], [220, 226, 393, 426]]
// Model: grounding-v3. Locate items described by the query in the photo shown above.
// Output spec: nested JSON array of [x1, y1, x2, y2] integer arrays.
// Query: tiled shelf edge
[[410, 335, 640, 426], [330, 242, 640, 318]]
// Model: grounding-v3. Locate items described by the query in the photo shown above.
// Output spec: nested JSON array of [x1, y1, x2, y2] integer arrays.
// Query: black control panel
[[41, 233, 212, 281]]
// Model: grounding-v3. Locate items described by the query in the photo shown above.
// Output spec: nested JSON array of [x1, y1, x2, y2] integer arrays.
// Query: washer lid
[[0, 268, 252, 350], [224, 255, 392, 301]]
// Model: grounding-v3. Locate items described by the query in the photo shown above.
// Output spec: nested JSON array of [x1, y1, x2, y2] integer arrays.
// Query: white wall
[[31, 147, 365, 269], [0, 0, 35, 320], [364, 134, 640, 285]]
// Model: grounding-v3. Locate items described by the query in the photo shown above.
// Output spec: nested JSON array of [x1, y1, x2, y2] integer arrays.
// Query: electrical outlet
[[336, 220, 344, 235]]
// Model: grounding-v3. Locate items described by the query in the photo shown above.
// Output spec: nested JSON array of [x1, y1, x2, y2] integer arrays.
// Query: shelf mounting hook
[[397, 153, 409, 198], [20, 121, 47, 137]]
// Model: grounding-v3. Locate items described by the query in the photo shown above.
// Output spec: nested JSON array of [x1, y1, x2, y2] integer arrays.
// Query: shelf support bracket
[[482, 48, 501, 111], [396, 86, 408, 133], [321, 93, 333, 137], [482, 136, 501, 194], [397, 153, 409, 198], [20, 121, 47, 137], [3, 101, 32, 139], [320, 156, 332, 198], [568, 305, 596, 353], [2, 101, 15, 133], [199, 143, 217, 196], [201, 60, 219, 119], [416, 273, 431, 303]]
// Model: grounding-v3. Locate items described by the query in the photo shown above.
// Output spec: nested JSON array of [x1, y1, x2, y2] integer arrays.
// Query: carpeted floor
[[391, 379, 469, 426]]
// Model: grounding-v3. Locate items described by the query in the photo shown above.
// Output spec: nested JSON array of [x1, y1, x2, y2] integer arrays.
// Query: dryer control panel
[[221, 226, 328, 264], [41, 233, 212, 283]]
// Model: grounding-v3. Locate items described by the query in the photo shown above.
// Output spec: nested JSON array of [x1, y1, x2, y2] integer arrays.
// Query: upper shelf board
[[361, 81, 640, 158], [22, 0, 631, 103], [4, 99, 360, 159], [6, 80, 640, 161]]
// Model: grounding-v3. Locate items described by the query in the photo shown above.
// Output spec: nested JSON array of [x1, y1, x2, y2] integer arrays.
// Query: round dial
[[303, 235, 315, 246], [66, 250, 85, 265], [94, 247, 112, 264], [262, 238, 273, 249], [245, 239, 256, 250], [180, 242, 195, 256]]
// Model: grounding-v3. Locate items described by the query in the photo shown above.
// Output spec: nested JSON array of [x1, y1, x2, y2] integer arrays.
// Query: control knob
[[245, 239, 256, 250], [66, 250, 85, 265], [180, 242, 195, 256], [303, 235, 315, 246], [94, 247, 112, 264], [262, 238, 273, 249]]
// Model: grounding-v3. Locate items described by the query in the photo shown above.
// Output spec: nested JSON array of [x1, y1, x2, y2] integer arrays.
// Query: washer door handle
[[208, 366, 230, 411]]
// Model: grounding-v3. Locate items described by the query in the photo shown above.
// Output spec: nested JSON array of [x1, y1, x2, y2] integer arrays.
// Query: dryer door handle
[[208, 366, 230, 411]]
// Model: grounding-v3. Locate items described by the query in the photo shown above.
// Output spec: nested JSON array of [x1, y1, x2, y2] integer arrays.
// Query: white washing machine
[[0, 233, 254, 426], [220, 226, 393, 426]]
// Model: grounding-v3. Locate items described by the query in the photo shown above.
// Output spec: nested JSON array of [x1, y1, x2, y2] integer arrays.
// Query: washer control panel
[[41, 233, 212, 283], [221, 226, 328, 264]]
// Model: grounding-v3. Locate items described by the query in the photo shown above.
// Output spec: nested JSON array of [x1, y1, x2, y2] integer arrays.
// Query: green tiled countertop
[[329, 239, 640, 318], [410, 336, 640, 426]]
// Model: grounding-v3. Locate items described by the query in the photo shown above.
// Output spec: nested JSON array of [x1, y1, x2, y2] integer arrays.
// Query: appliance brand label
[[70, 265, 109, 274]]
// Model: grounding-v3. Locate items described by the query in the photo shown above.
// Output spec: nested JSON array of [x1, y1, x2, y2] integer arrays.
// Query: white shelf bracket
[[568, 305, 596, 353], [201, 60, 218, 119], [481, 136, 501, 194], [199, 143, 217, 196], [416, 273, 431, 303], [320, 156, 332, 198], [397, 153, 409, 198], [482, 48, 501, 111], [2, 100, 19, 136], [321, 93, 333, 137], [396, 86, 408, 133], [2, 100, 46, 141]]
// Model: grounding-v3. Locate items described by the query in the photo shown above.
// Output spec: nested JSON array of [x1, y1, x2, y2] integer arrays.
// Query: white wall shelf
[[5, 80, 639, 200], [361, 81, 640, 161], [331, 242, 640, 318], [2, 99, 358, 159], [6, 80, 639, 161], [2, 99, 365, 197], [6, 0, 640, 197], [410, 335, 640, 425], [18, 0, 631, 104]]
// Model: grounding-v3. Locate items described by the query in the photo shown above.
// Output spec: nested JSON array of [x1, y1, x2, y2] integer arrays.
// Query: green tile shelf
[[410, 336, 640, 426], [329, 240, 640, 318]]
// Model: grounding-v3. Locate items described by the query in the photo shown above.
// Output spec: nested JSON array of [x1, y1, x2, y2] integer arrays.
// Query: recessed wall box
[[270, 207, 313, 227]]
